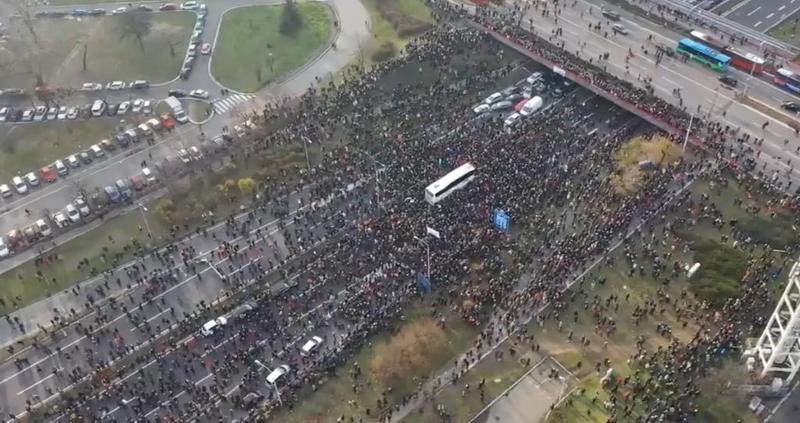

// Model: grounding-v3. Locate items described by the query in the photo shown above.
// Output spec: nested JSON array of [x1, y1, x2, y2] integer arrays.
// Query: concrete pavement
[[720, 0, 800, 31]]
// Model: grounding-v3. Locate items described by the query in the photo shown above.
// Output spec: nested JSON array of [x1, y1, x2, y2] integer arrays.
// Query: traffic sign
[[493, 208, 511, 232]]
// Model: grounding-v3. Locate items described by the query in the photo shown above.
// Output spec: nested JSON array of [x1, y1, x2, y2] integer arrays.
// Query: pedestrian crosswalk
[[212, 94, 255, 115]]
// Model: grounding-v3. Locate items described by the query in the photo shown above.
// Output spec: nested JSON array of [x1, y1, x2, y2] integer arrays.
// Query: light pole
[[682, 113, 694, 155], [413, 236, 431, 279], [137, 203, 153, 240], [360, 149, 386, 208], [254, 360, 283, 406], [707, 87, 719, 118], [743, 42, 765, 95], [300, 135, 312, 173]]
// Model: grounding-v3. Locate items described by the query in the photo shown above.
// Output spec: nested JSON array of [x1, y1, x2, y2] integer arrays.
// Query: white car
[[0, 184, 11, 198], [189, 89, 209, 99], [266, 364, 290, 384], [74, 198, 91, 216], [12, 176, 27, 194], [189, 146, 203, 160], [33, 106, 46, 121], [0, 107, 9, 122], [57, 106, 68, 120], [504, 112, 521, 127], [52, 211, 69, 228], [177, 148, 191, 163], [526, 71, 543, 85], [142, 167, 157, 184], [472, 103, 490, 114], [91, 100, 106, 117], [46, 107, 58, 120], [142, 100, 152, 114], [200, 316, 227, 336], [300, 336, 323, 355], [66, 107, 79, 120], [132, 99, 144, 113], [483, 92, 503, 104], [67, 155, 80, 168], [54, 160, 69, 176], [117, 101, 130, 115], [111, 6, 128, 14], [0, 237, 9, 258], [81, 82, 103, 91], [519, 96, 543, 117], [106, 81, 126, 90], [181, 1, 198, 10], [24, 172, 39, 187], [65, 204, 81, 223], [36, 219, 52, 237]]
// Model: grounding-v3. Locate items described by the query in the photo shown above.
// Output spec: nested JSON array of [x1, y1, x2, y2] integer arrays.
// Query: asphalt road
[[0, 173, 376, 418], [0, 0, 369, 256], [516, 0, 800, 189], [720, 0, 800, 31]]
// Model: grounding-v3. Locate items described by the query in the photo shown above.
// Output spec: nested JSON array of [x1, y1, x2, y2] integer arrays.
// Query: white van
[[266, 365, 290, 384], [12, 176, 27, 194]]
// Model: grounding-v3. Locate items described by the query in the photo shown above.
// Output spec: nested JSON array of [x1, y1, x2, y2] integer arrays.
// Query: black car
[[602, 10, 621, 21], [168, 89, 188, 98], [719, 75, 737, 87], [782, 101, 800, 112]]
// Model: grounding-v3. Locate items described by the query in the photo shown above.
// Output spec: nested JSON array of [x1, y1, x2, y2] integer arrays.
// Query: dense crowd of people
[[2, 2, 796, 422]]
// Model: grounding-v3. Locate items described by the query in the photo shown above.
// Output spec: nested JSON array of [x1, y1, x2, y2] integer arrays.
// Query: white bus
[[425, 163, 476, 205]]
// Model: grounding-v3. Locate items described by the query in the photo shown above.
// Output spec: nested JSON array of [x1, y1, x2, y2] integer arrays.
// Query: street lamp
[[299, 135, 312, 172], [254, 360, 283, 405], [137, 203, 153, 240], [413, 235, 431, 279], [682, 113, 694, 155]]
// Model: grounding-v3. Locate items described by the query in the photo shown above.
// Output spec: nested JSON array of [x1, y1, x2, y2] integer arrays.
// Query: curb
[[207, 0, 342, 96]]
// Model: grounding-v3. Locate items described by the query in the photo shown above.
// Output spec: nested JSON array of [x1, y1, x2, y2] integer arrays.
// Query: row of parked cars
[[0, 165, 158, 259], [0, 115, 172, 201], [0, 97, 153, 123], [80, 80, 149, 92], [179, 4, 209, 80], [34, 2, 205, 19], [472, 71, 552, 127]]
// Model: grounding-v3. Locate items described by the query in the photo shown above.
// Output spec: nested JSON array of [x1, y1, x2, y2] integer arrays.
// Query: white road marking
[[766, 13, 775, 19], [17, 372, 55, 395], [779, 5, 787, 11], [755, 21, 763, 28], [747, 6, 762, 16]]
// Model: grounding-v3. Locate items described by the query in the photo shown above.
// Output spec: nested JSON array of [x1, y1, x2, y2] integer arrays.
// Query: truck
[[165, 96, 188, 124]]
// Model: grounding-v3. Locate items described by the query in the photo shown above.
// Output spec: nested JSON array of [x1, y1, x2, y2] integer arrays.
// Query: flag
[[426, 226, 441, 239]]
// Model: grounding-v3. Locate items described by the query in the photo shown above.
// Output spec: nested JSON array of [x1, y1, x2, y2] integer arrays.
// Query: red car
[[159, 3, 177, 11], [40, 166, 57, 183], [513, 99, 528, 113], [129, 175, 145, 191]]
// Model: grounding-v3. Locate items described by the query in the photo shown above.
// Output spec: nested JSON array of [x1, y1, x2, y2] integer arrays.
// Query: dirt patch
[[609, 135, 682, 195]]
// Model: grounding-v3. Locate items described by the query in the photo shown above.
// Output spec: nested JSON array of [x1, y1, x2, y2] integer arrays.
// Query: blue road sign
[[416, 272, 431, 293], [493, 208, 511, 232]]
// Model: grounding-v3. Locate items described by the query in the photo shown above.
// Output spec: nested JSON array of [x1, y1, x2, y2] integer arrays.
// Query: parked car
[[81, 82, 103, 91], [504, 112, 521, 127], [104, 185, 121, 203], [490, 100, 514, 111], [782, 101, 800, 112], [117, 101, 130, 115], [21, 109, 34, 121], [189, 146, 203, 160], [129, 175, 145, 191], [33, 106, 47, 121], [40, 166, 57, 183], [141, 167, 157, 184], [132, 99, 144, 113], [0, 237, 9, 259], [100, 139, 116, 151], [189, 89, 208, 99], [89, 8, 106, 15], [612, 23, 629, 35], [12, 176, 27, 194], [52, 211, 69, 228], [56, 106, 67, 120], [300, 336, 323, 355], [200, 43, 212, 55], [266, 365, 290, 385], [200, 316, 227, 336], [91, 100, 106, 117], [24, 171, 40, 187], [74, 197, 91, 216], [526, 71, 543, 85], [483, 92, 503, 104], [601, 9, 621, 21], [159, 3, 178, 11], [177, 148, 191, 163], [66, 107, 79, 120], [0, 184, 11, 198], [143, 100, 153, 114], [136, 5, 153, 12], [181, 1, 198, 10], [0, 107, 9, 122], [54, 160, 69, 176], [111, 6, 128, 15], [46, 107, 58, 120], [115, 133, 130, 148], [35, 219, 52, 237], [89, 144, 105, 158], [106, 81, 126, 90], [71, 9, 90, 16], [67, 155, 81, 168], [130, 80, 149, 89], [115, 179, 132, 200], [79, 151, 92, 164], [65, 204, 81, 223]]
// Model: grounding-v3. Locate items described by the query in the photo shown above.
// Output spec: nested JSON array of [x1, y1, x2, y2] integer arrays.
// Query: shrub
[[279, 0, 303, 37], [371, 41, 398, 62]]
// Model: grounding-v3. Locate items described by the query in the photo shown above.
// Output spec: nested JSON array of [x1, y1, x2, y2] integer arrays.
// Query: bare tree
[[82, 43, 88, 72], [117, 12, 151, 53], [8, 0, 40, 45]]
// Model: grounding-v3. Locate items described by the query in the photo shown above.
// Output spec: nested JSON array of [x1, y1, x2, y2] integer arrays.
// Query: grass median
[[0, 208, 166, 314], [211, 3, 332, 92], [0, 119, 121, 181]]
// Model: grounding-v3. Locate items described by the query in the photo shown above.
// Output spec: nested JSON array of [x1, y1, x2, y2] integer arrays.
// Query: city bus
[[689, 30, 764, 74], [774, 68, 800, 95], [676, 38, 731, 72], [425, 163, 476, 205]]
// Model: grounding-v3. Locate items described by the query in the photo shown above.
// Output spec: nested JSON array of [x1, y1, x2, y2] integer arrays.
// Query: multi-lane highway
[[0, 0, 370, 253], [514, 0, 800, 189], [716, 0, 800, 31]]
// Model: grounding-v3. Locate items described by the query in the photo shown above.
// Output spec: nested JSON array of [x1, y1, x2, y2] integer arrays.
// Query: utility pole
[[254, 360, 283, 405], [413, 236, 431, 279], [682, 113, 694, 155]]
